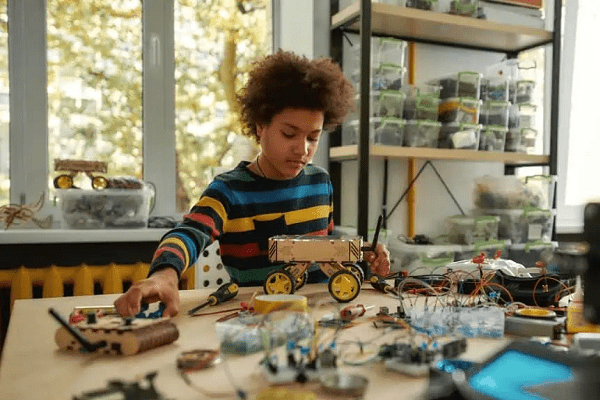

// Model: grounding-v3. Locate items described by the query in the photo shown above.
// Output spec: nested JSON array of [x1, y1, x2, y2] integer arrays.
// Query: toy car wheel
[[92, 175, 109, 190], [284, 264, 309, 291], [53, 174, 74, 189], [328, 270, 360, 303], [264, 269, 296, 295], [344, 263, 365, 284]]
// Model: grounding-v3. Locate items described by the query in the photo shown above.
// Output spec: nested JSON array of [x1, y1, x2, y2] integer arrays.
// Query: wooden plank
[[332, 3, 552, 52], [329, 144, 550, 165]]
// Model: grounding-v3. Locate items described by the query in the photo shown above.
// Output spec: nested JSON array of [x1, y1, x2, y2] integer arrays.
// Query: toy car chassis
[[53, 158, 109, 190], [264, 217, 383, 303]]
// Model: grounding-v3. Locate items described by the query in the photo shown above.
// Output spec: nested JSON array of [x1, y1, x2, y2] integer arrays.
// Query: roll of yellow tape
[[253, 294, 308, 314]]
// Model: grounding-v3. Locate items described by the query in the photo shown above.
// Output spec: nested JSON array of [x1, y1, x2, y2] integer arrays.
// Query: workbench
[[0, 284, 511, 400]]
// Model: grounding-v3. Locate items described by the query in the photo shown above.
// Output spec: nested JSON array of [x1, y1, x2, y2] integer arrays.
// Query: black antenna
[[48, 308, 107, 352], [362, 215, 383, 251]]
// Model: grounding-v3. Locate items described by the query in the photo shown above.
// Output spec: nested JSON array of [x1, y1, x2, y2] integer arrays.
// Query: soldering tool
[[188, 282, 239, 315], [370, 275, 399, 297]]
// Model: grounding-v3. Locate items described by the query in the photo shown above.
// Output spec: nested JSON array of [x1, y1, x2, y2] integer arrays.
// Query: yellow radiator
[[0, 264, 196, 311]]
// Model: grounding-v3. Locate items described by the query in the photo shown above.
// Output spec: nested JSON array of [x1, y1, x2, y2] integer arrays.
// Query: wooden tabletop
[[0, 284, 511, 400]]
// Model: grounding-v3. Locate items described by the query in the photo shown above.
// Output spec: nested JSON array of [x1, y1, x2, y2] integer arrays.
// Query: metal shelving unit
[[329, 0, 562, 239]]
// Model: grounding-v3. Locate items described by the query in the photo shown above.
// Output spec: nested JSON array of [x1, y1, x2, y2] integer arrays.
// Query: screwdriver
[[370, 275, 399, 297], [340, 304, 374, 321], [188, 282, 239, 315]]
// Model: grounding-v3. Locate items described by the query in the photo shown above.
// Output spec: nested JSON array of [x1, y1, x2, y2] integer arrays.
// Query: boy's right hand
[[114, 267, 180, 317]]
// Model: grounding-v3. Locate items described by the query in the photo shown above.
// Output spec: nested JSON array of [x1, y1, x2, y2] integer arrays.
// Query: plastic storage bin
[[347, 117, 405, 146], [454, 239, 511, 262], [480, 100, 510, 128], [438, 97, 481, 124], [388, 238, 463, 274], [473, 175, 549, 209], [473, 207, 555, 244], [350, 37, 407, 69], [403, 120, 442, 148], [58, 188, 153, 229], [513, 80, 536, 104], [479, 126, 508, 151], [403, 95, 440, 120], [354, 90, 406, 118], [508, 241, 557, 268], [352, 63, 406, 92], [429, 71, 482, 99], [450, 0, 480, 16], [480, 76, 510, 101], [446, 215, 500, 245], [517, 103, 537, 129], [505, 127, 537, 153], [439, 122, 481, 149], [523, 175, 556, 210], [406, 0, 437, 10]]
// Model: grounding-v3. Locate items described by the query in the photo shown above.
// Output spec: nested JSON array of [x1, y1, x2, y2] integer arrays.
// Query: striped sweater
[[149, 161, 334, 284]]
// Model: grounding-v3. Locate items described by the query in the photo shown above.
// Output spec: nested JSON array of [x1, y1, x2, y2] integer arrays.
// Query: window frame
[[8, 0, 183, 220]]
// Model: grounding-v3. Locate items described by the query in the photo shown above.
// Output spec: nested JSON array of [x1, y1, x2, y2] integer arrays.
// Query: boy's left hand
[[364, 242, 390, 277]]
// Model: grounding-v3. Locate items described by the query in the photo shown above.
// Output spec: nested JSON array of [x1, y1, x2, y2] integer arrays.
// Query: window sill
[[0, 228, 169, 244]]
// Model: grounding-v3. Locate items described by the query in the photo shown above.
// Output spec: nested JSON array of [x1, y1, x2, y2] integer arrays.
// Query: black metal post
[[358, 0, 371, 240]]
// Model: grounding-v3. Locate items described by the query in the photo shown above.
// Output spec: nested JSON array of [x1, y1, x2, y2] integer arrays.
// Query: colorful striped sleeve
[[148, 183, 231, 278]]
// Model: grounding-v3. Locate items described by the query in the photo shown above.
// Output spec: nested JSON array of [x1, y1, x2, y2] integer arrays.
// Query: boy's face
[[257, 108, 324, 179]]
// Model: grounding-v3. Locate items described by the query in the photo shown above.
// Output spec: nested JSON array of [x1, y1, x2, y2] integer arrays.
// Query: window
[[174, 0, 270, 211], [3, 0, 271, 223], [47, 0, 143, 191], [557, 0, 600, 232]]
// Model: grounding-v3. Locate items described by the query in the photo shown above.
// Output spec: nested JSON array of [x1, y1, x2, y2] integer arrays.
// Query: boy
[[115, 50, 390, 317]]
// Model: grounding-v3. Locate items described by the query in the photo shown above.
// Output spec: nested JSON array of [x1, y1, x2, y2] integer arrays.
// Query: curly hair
[[237, 50, 354, 142]]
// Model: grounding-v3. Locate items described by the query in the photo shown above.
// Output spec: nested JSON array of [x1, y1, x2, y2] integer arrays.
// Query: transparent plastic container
[[479, 126, 508, 151], [517, 103, 537, 129], [439, 122, 481, 149], [403, 120, 442, 148], [473, 207, 555, 244], [429, 71, 482, 99], [404, 83, 443, 98], [473, 175, 546, 209], [354, 90, 406, 118], [446, 215, 500, 245], [438, 97, 481, 124], [58, 188, 153, 229], [450, 0, 480, 16], [455, 239, 511, 261], [349, 37, 407, 69], [523, 175, 556, 210], [508, 241, 557, 268], [403, 94, 440, 121], [388, 238, 462, 274], [480, 76, 510, 101], [513, 80, 536, 104], [406, 0, 438, 10], [352, 63, 406, 92], [505, 128, 525, 153], [480, 100, 510, 128], [347, 117, 405, 146]]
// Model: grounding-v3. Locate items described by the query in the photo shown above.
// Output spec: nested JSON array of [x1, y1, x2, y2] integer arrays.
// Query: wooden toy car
[[264, 217, 382, 303], [53, 158, 109, 190]]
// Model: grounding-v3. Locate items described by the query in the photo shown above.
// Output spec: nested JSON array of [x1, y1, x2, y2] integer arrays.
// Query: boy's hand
[[364, 242, 391, 277], [114, 267, 180, 317]]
